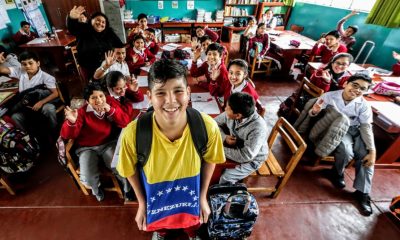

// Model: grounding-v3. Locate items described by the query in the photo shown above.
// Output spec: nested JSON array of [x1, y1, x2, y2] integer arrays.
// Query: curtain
[[365, 0, 400, 28]]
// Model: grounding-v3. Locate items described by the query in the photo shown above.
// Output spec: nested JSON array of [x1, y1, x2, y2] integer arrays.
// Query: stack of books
[[216, 10, 225, 22], [196, 9, 205, 22], [205, 12, 213, 22]]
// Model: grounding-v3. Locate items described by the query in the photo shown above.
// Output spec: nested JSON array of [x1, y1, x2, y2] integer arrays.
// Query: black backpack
[[136, 108, 208, 167]]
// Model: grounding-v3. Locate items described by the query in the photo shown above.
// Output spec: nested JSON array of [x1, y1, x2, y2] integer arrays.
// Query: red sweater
[[146, 40, 160, 55], [249, 34, 270, 56], [106, 89, 144, 125], [13, 31, 38, 45], [310, 68, 351, 92], [190, 61, 229, 97], [310, 44, 347, 64], [60, 104, 127, 147], [126, 47, 156, 73], [204, 29, 219, 42], [223, 81, 259, 106], [393, 62, 400, 76]]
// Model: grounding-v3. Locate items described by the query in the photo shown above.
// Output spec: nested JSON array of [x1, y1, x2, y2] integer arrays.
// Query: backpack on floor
[[0, 119, 40, 173], [207, 183, 259, 240], [136, 107, 208, 166]]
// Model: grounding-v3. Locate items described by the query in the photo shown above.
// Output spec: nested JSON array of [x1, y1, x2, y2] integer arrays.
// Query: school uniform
[[310, 67, 352, 92], [0, 53, 20, 68], [313, 90, 374, 194], [190, 61, 229, 97], [310, 44, 348, 64], [101, 60, 130, 77], [126, 47, 156, 74], [249, 34, 270, 56], [106, 88, 144, 125], [261, 17, 277, 29], [204, 29, 219, 42], [146, 40, 160, 55], [393, 62, 400, 76], [223, 80, 262, 113], [12, 30, 38, 45], [337, 18, 356, 51]]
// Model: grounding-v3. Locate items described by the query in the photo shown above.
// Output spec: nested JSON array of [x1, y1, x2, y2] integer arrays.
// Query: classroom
[[0, 0, 399, 239]]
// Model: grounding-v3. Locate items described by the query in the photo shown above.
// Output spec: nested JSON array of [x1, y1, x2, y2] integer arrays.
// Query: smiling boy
[[117, 59, 225, 240]]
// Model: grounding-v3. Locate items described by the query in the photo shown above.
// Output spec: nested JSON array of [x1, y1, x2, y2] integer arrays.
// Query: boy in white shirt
[[93, 45, 131, 80], [310, 74, 375, 216]]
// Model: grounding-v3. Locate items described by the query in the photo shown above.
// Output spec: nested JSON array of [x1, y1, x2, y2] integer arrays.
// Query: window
[[297, 0, 377, 12]]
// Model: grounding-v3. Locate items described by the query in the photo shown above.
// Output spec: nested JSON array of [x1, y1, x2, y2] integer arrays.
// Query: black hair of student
[[346, 73, 372, 85], [205, 43, 224, 55], [324, 53, 354, 70], [257, 22, 266, 29], [18, 51, 39, 62], [20, 21, 30, 27], [0, 45, 8, 56], [348, 25, 359, 34], [83, 81, 105, 101], [264, 8, 274, 14], [227, 92, 255, 118], [104, 71, 125, 89], [325, 30, 340, 39], [247, 16, 256, 22], [195, 26, 204, 30], [199, 35, 211, 44], [130, 34, 145, 47], [90, 12, 110, 29], [145, 28, 156, 34], [228, 59, 249, 77], [138, 13, 147, 21], [148, 59, 187, 90]]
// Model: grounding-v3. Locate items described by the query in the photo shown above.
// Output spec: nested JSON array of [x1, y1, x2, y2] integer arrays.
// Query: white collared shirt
[[86, 104, 105, 119], [231, 80, 247, 94], [318, 90, 373, 125], [9, 67, 56, 92], [102, 60, 130, 77]]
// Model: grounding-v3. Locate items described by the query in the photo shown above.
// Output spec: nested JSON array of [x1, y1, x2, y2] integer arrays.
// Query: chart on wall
[[20, 0, 49, 36], [0, 0, 11, 30]]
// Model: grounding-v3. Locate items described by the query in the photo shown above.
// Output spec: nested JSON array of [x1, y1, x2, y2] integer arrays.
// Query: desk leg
[[376, 134, 400, 164], [228, 30, 233, 43], [280, 51, 297, 76]]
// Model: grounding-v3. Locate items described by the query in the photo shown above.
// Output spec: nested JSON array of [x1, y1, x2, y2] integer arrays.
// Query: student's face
[[148, 77, 190, 127], [342, 79, 370, 101], [111, 79, 127, 97], [257, 25, 267, 35], [196, 28, 205, 37], [21, 58, 40, 75], [22, 24, 31, 33], [138, 18, 148, 28], [325, 35, 338, 47], [228, 64, 247, 87], [201, 40, 212, 50], [331, 57, 350, 74], [134, 39, 145, 50], [344, 28, 355, 37], [145, 31, 155, 41], [225, 102, 240, 120], [87, 90, 106, 108], [114, 48, 126, 62], [92, 16, 106, 32], [206, 50, 221, 66], [248, 20, 255, 26], [264, 11, 273, 19]]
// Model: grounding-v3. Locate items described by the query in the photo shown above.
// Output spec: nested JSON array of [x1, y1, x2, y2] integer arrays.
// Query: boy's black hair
[[325, 30, 340, 39], [247, 16, 256, 22], [148, 59, 187, 90], [348, 25, 359, 34], [228, 59, 249, 76], [130, 34, 145, 47], [346, 73, 372, 85], [20, 21, 30, 27], [195, 26, 204, 30], [257, 22, 266, 29], [199, 35, 211, 44], [90, 12, 110, 29], [104, 71, 125, 89], [205, 42, 224, 55], [227, 92, 255, 118], [83, 81, 105, 101], [0, 45, 8, 56], [18, 51, 39, 62], [324, 53, 354, 70], [138, 13, 147, 21], [264, 8, 274, 14], [145, 28, 156, 34]]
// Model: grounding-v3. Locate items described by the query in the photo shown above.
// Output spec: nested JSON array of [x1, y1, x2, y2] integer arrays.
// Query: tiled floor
[[1, 44, 399, 240]]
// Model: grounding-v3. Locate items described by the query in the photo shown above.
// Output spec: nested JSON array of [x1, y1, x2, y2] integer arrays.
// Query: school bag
[[207, 183, 259, 240], [389, 196, 400, 219], [136, 107, 208, 166], [0, 118, 40, 174]]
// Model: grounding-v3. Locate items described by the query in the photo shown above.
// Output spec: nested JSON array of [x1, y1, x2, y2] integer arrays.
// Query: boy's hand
[[32, 100, 44, 111], [317, 38, 325, 45], [311, 98, 324, 115], [332, 42, 340, 52], [225, 135, 237, 146], [363, 150, 376, 167], [393, 51, 400, 61], [135, 202, 147, 231], [321, 69, 332, 82], [104, 50, 116, 68], [69, 6, 85, 19], [132, 55, 139, 63], [193, 47, 201, 61], [0, 52, 5, 64], [199, 196, 211, 224], [64, 106, 78, 123]]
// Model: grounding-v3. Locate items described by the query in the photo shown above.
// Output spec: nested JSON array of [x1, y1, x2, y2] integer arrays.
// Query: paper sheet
[[27, 38, 48, 44], [380, 76, 400, 84], [191, 92, 221, 115], [0, 76, 12, 84], [133, 95, 150, 110], [140, 66, 151, 72], [137, 76, 149, 87], [369, 101, 400, 127]]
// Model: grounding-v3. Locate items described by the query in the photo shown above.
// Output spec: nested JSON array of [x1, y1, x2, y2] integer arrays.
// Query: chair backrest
[[291, 77, 324, 117], [290, 24, 304, 34]]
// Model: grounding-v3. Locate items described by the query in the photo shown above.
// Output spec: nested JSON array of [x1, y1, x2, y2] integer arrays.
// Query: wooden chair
[[65, 139, 123, 199], [246, 117, 307, 198], [290, 77, 324, 119], [0, 174, 16, 195], [290, 24, 304, 34], [65, 46, 86, 85], [247, 46, 272, 79]]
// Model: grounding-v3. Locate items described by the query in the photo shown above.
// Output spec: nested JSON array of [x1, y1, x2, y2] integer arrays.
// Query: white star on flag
[[182, 186, 188, 191], [189, 190, 195, 196], [193, 196, 198, 201], [174, 185, 181, 191], [157, 191, 163, 196], [151, 197, 156, 202], [166, 188, 172, 193]]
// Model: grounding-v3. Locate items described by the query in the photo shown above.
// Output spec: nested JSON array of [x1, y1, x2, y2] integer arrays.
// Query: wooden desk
[[270, 30, 316, 77], [20, 31, 76, 72], [223, 26, 247, 43]]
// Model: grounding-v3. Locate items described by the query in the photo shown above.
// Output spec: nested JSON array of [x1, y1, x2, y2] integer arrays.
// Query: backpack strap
[[136, 111, 154, 167], [136, 108, 208, 167]]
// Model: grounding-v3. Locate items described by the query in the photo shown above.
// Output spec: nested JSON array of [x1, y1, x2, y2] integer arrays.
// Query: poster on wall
[[0, 0, 11, 29], [172, 1, 178, 9], [187, 1, 194, 10], [158, 1, 164, 10]]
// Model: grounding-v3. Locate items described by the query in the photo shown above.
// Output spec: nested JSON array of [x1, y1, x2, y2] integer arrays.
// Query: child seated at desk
[[194, 25, 219, 42], [0, 51, 59, 139], [60, 81, 128, 201], [190, 43, 229, 97], [12, 21, 39, 46], [214, 92, 268, 184], [144, 28, 159, 55], [248, 23, 270, 58], [127, 13, 149, 42], [310, 30, 347, 64], [126, 34, 156, 75], [93, 45, 130, 80], [336, 10, 359, 53]]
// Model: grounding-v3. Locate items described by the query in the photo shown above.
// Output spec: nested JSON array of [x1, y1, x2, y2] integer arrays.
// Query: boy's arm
[[200, 161, 215, 224], [0, 66, 11, 75], [360, 123, 376, 167], [127, 173, 147, 231], [337, 11, 358, 36], [32, 88, 59, 111], [213, 112, 228, 141]]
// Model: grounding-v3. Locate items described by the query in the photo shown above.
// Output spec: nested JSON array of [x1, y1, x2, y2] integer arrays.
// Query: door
[[41, 0, 101, 29]]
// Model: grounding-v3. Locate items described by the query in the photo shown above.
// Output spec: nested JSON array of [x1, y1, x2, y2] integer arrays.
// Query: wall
[[287, 2, 400, 70], [0, 4, 50, 48], [125, 0, 224, 19]]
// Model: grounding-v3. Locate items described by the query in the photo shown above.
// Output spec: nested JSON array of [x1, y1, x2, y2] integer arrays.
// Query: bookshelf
[[256, 1, 292, 30], [224, 0, 259, 18]]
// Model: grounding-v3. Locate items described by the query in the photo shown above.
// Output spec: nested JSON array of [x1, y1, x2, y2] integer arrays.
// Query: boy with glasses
[[309, 74, 375, 216]]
